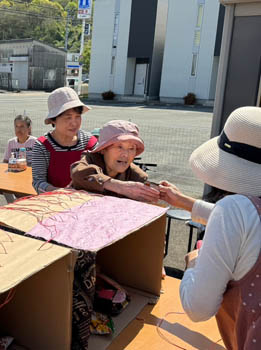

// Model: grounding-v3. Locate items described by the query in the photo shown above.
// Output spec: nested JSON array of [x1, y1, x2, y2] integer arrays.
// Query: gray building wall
[[219, 15, 261, 131], [0, 39, 66, 91], [127, 0, 158, 58], [29, 43, 66, 90], [148, 0, 168, 99], [214, 5, 225, 56], [127, 0, 168, 99]]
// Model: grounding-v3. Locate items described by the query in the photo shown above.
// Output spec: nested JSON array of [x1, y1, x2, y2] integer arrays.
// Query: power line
[[5, 0, 79, 20], [0, 7, 83, 24], [0, 7, 66, 21], [11, 0, 67, 12]]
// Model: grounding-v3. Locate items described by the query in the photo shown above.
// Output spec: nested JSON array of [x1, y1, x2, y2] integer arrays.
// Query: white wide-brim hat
[[189, 106, 261, 196], [45, 87, 91, 125]]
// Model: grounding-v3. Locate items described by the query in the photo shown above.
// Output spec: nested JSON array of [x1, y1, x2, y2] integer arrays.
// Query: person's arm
[[32, 141, 58, 194], [159, 180, 196, 211], [71, 155, 111, 193], [179, 196, 247, 322], [71, 155, 159, 202], [191, 200, 214, 225], [103, 179, 160, 202], [159, 180, 214, 225]]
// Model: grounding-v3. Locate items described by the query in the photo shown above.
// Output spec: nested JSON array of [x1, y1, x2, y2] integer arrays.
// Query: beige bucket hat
[[45, 87, 91, 125], [189, 106, 261, 196], [90, 120, 145, 156]]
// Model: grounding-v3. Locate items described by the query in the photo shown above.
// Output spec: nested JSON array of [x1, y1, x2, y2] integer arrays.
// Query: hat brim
[[189, 136, 261, 196], [45, 100, 91, 125], [90, 134, 145, 156]]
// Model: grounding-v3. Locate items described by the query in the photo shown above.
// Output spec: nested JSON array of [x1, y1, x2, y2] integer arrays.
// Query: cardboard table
[[0, 190, 225, 350], [0, 190, 167, 349]]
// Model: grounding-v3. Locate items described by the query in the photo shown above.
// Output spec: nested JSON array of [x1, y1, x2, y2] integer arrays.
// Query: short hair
[[14, 115, 32, 128]]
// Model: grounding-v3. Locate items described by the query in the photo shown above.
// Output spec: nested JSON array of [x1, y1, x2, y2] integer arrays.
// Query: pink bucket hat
[[45, 87, 91, 125], [90, 120, 145, 156]]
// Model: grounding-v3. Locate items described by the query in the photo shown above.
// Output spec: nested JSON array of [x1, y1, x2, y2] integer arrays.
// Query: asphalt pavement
[[0, 90, 213, 276]]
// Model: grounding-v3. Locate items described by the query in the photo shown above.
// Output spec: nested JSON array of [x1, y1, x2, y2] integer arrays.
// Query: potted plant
[[183, 92, 196, 105], [101, 90, 115, 100]]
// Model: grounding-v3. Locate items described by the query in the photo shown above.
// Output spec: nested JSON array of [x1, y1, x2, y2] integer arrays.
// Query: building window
[[111, 56, 115, 75], [112, 13, 119, 48], [191, 54, 197, 76], [194, 30, 201, 47], [196, 4, 204, 28]]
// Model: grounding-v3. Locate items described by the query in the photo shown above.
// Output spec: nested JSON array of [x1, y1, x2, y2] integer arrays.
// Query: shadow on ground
[[165, 266, 184, 279]]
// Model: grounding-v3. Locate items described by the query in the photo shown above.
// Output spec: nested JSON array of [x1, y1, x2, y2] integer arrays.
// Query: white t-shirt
[[180, 195, 261, 322], [191, 199, 214, 225], [3, 136, 37, 166]]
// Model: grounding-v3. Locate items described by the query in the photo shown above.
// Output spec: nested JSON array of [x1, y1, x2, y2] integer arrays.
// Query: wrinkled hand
[[159, 181, 182, 203], [159, 180, 195, 211], [185, 249, 199, 269], [121, 181, 160, 203]]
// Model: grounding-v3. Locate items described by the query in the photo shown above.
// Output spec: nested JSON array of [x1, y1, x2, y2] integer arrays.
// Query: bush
[[102, 90, 115, 100], [183, 92, 196, 105]]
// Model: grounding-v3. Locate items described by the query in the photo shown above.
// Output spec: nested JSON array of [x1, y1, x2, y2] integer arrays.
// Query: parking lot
[[0, 91, 213, 274]]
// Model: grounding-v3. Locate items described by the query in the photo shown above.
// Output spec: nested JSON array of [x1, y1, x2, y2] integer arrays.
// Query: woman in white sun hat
[[71, 119, 160, 203], [32, 87, 97, 193], [160, 106, 261, 349]]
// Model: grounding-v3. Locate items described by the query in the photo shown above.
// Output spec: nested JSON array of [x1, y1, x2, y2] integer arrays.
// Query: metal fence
[[0, 109, 211, 198]]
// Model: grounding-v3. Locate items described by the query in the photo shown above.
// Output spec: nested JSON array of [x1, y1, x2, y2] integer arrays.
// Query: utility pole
[[64, 12, 70, 51], [78, 18, 85, 95]]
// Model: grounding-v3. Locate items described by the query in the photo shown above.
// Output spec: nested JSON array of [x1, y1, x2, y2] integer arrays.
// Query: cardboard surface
[[0, 230, 71, 293], [0, 190, 167, 349], [0, 231, 76, 350], [97, 215, 166, 296], [26, 196, 167, 251], [0, 189, 94, 232], [0, 190, 167, 253]]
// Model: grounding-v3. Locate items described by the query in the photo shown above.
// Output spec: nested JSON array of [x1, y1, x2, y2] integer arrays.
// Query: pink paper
[[27, 196, 167, 251]]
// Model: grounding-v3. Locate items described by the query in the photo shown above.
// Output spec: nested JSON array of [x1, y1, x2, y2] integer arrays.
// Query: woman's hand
[[104, 179, 160, 203], [159, 180, 196, 211], [121, 181, 160, 202]]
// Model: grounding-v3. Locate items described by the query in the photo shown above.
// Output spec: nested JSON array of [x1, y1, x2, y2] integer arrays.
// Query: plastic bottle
[[8, 152, 17, 172], [17, 147, 27, 171]]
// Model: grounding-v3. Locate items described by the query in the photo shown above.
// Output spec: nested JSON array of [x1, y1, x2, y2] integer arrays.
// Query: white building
[[88, 0, 223, 104], [160, 0, 222, 105], [89, 0, 168, 101]]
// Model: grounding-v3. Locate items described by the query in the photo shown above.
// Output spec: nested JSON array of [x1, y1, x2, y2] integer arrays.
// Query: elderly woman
[[160, 106, 261, 350], [71, 120, 159, 203], [32, 87, 97, 193]]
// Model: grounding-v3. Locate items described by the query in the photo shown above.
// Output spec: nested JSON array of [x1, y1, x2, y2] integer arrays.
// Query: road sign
[[77, 0, 92, 19]]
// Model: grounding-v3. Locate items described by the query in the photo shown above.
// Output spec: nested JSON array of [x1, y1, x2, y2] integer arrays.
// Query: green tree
[[0, 0, 93, 73]]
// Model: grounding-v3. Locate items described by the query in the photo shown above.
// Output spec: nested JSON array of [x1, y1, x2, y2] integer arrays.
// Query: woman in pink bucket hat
[[71, 119, 160, 202], [160, 106, 261, 350], [32, 87, 97, 193]]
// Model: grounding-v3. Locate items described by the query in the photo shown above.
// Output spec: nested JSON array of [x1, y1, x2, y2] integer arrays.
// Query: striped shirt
[[32, 129, 94, 193]]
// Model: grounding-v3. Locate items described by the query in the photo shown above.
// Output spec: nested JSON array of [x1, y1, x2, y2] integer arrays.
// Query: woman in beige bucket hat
[[71, 119, 160, 202], [32, 87, 97, 193], [160, 106, 261, 349]]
